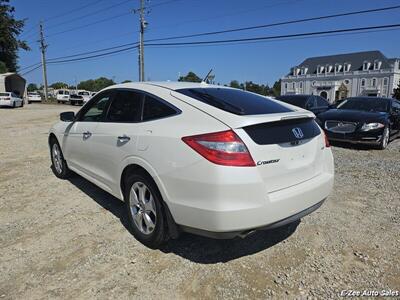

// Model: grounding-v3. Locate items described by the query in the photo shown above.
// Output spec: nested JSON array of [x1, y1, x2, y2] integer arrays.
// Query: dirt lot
[[0, 104, 399, 299]]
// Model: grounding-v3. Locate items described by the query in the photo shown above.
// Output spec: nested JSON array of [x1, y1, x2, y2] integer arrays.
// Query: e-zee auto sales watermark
[[340, 289, 399, 297]]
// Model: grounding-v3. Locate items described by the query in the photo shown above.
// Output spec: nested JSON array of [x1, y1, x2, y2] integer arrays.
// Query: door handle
[[117, 135, 131, 143], [83, 131, 92, 139]]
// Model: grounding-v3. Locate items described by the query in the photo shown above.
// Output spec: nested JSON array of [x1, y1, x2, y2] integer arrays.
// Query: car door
[[89, 89, 144, 191], [63, 90, 114, 178], [390, 100, 400, 135]]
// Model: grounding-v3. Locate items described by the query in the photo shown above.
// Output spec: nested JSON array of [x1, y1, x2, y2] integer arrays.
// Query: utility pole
[[137, 0, 147, 81], [39, 21, 49, 101]]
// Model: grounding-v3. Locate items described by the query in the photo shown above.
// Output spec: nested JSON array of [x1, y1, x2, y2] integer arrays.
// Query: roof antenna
[[201, 69, 213, 84]]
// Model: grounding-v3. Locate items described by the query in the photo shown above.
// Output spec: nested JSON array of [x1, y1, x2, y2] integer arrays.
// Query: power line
[[46, 0, 133, 31], [47, 45, 139, 64], [43, 0, 108, 23], [21, 64, 42, 76], [144, 23, 400, 46], [145, 4, 400, 43]]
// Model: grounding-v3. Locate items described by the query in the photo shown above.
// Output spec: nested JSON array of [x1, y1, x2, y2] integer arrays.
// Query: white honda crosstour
[[49, 82, 334, 248]]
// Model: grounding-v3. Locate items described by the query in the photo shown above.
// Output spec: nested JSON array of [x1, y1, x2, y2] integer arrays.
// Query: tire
[[12, 101, 16, 108], [124, 171, 168, 248], [28, 101, 31, 104], [378, 127, 390, 150], [49, 137, 71, 179], [20, 101, 24, 107]]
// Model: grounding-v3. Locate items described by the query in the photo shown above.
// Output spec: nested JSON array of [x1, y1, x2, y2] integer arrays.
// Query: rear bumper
[[0, 100, 13, 107], [326, 129, 384, 145], [162, 149, 334, 235], [180, 199, 325, 239]]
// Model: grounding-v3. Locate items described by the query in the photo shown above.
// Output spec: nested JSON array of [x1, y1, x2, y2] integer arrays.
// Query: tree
[[393, 83, 400, 100], [272, 79, 281, 97], [27, 83, 38, 92], [121, 80, 132, 83], [229, 80, 241, 89], [0, 0, 29, 71], [0, 61, 7, 73], [77, 77, 115, 91], [178, 71, 201, 83], [50, 82, 69, 89]]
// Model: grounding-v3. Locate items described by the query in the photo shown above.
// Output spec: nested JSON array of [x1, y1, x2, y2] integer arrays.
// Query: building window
[[285, 83, 288, 90], [344, 79, 350, 85], [326, 65, 333, 73], [335, 64, 342, 72], [363, 61, 370, 71], [292, 82, 296, 89], [372, 78, 377, 87], [344, 63, 351, 72], [373, 60, 381, 70], [361, 79, 366, 87], [312, 81, 317, 86], [299, 82, 303, 89], [317, 65, 324, 74], [383, 78, 388, 86]]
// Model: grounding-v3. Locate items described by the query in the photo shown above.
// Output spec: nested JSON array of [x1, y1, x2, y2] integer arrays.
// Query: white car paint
[[49, 82, 334, 238], [56, 89, 70, 103], [77, 91, 91, 103], [27, 92, 42, 103], [0, 92, 23, 107]]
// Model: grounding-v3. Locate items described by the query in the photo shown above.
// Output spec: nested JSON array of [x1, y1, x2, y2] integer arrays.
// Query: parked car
[[77, 91, 91, 103], [69, 94, 84, 106], [56, 89, 70, 103], [0, 92, 24, 108], [48, 82, 334, 248], [276, 94, 331, 117], [27, 92, 42, 104], [318, 97, 400, 149], [90, 92, 96, 98]]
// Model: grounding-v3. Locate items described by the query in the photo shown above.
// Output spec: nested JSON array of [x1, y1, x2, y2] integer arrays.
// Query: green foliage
[[393, 83, 400, 100], [50, 82, 69, 89], [229, 80, 241, 89], [0, 61, 7, 73], [121, 80, 132, 83], [0, 0, 29, 71], [27, 83, 38, 92], [272, 79, 281, 97], [77, 77, 115, 92], [178, 71, 202, 83]]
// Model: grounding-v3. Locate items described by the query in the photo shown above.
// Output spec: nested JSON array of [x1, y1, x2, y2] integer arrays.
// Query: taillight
[[4, 97, 10, 100], [182, 130, 255, 167], [323, 130, 330, 147]]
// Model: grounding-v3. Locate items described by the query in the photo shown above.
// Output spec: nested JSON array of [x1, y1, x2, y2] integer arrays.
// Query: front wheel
[[378, 127, 390, 150], [50, 138, 71, 179], [124, 172, 168, 248]]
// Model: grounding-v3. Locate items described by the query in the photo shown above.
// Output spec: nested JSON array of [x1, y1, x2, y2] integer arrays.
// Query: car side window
[[316, 96, 329, 107], [106, 90, 143, 123], [392, 101, 400, 113], [142, 95, 178, 121], [79, 91, 112, 122], [306, 96, 317, 109]]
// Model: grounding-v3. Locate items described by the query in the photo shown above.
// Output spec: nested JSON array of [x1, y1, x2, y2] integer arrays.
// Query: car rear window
[[0, 93, 10, 96], [276, 95, 309, 107], [142, 95, 178, 121], [176, 88, 292, 115]]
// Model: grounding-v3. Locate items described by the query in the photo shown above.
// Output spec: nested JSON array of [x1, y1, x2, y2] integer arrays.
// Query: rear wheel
[[124, 171, 168, 248], [378, 127, 390, 150], [50, 138, 71, 179], [20, 101, 24, 107]]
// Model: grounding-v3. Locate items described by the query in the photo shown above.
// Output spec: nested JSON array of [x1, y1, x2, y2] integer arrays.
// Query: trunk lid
[[237, 116, 325, 193]]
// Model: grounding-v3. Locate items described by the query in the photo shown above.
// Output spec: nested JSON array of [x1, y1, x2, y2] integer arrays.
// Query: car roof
[[105, 81, 231, 91]]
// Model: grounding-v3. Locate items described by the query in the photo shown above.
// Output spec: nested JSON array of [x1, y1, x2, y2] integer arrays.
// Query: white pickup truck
[[56, 90, 70, 103]]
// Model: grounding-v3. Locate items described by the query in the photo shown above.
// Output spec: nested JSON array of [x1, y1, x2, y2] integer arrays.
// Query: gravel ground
[[0, 104, 399, 299]]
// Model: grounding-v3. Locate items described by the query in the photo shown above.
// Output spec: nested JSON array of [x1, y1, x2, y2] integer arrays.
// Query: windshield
[[276, 95, 309, 107], [0, 93, 10, 97], [176, 88, 292, 115], [337, 98, 389, 113], [79, 92, 89, 95]]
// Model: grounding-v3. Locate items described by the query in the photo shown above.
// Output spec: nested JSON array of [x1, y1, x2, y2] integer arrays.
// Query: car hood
[[318, 109, 388, 123]]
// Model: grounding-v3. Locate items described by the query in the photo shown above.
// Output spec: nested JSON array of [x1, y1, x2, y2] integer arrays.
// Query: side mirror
[[60, 111, 75, 122]]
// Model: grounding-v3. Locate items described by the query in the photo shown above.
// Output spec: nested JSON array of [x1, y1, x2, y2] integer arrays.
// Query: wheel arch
[[119, 162, 180, 239]]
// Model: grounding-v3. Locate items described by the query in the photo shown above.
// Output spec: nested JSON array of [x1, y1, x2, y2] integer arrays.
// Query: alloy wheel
[[52, 143, 63, 174], [129, 182, 157, 235]]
